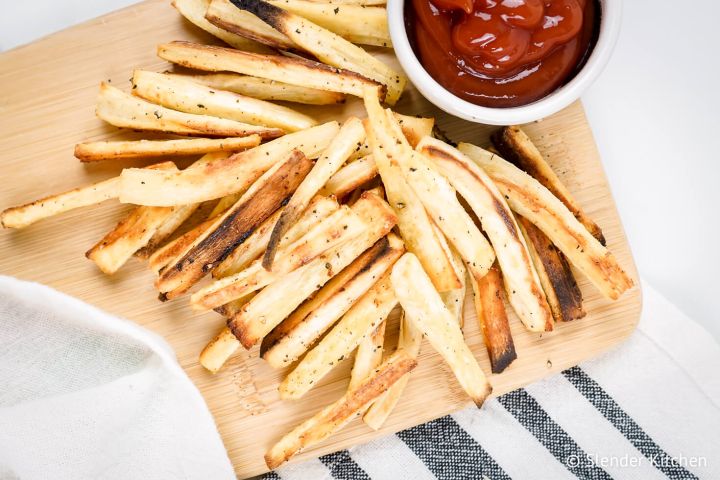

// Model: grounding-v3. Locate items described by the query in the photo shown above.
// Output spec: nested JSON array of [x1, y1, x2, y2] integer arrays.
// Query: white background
[[1, 1, 718, 340]]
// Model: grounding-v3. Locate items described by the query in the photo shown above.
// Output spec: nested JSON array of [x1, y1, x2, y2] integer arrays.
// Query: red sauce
[[407, 0, 599, 108]]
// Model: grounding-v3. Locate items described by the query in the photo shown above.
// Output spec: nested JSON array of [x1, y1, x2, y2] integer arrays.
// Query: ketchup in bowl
[[406, 0, 600, 108]]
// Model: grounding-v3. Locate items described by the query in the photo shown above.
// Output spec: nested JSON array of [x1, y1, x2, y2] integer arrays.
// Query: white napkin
[[271, 281, 720, 480], [0, 275, 235, 480]]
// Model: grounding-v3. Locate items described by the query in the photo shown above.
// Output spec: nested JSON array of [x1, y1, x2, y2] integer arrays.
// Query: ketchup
[[407, 0, 599, 108]]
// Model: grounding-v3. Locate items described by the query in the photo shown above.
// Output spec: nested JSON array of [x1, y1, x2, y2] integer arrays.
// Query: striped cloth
[[265, 281, 720, 480]]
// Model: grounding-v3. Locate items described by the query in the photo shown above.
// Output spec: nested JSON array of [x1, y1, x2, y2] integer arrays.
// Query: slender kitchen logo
[[566, 453, 708, 469]]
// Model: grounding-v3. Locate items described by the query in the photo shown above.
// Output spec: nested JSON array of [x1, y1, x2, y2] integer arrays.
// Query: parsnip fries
[[392, 253, 492, 407], [0, 0, 638, 469]]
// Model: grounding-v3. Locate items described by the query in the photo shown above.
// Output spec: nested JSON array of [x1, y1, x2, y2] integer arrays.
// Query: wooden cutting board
[[0, 1, 641, 477]]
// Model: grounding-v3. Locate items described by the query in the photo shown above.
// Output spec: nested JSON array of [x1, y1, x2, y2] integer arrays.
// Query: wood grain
[[0, 1, 641, 477]]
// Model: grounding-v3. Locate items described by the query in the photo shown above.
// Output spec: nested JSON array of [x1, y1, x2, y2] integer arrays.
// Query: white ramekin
[[387, 0, 622, 125]]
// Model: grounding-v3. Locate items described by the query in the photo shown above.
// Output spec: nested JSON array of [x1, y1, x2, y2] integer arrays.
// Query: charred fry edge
[[491, 126, 605, 245]]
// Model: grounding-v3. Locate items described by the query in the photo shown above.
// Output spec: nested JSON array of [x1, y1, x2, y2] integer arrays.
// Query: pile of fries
[[0, 0, 634, 469]]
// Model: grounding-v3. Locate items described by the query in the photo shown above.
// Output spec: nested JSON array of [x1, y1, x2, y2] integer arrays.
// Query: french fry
[[260, 231, 389, 357], [363, 310, 421, 430], [200, 327, 245, 374], [419, 137, 553, 332], [364, 90, 460, 291], [227, 192, 396, 349], [135, 203, 201, 259], [261, 232, 404, 368], [517, 215, 586, 322], [157, 150, 313, 298], [279, 273, 397, 399], [349, 320, 386, 391], [191, 205, 366, 309], [391, 253, 492, 407], [264, 117, 365, 268], [470, 263, 517, 374], [96, 83, 281, 138], [199, 291, 257, 373], [132, 70, 315, 133], [393, 113, 434, 148], [206, 0, 296, 50], [234, 0, 406, 104], [377, 111, 497, 281], [1, 177, 119, 229], [200, 199, 338, 373], [175, 72, 346, 105], [87, 205, 176, 274], [458, 142, 634, 300], [0, 161, 174, 229], [119, 121, 338, 206], [74, 135, 261, 162], [148, 216, 215, 274], [320, 155, 378, 199], [268, 0, 390, 47], [265, 349, 417, 469], [172, 0, 272, 52], [441, 241, 467, 328], [158, 41, 385, 100], [213, 195, 338, 278], [491, 126, 606, 244]]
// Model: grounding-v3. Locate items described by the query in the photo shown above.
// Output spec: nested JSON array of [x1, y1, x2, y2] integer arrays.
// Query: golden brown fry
[[349, 320, 386, 391], [364, 90, 460, 291], [260, 231, 388, 357], [391, 253, 492, 407], [206, 0, 296, 50], [156, 150, 313, 299], [176, 72, 346, 105], [172, 0, 272, 52], [264, 117, 365, 268], [268, 0, 390, 47], [96, 82, 280, 138], [227, 192, 396, 349], [320, 155, 378, 199], [363, 310, 421, 429], [148, 216, 216, 274], [158, 41, 385, 100], [119, 121, 338, 206], [379, 110, 496, 281], [87, 205, 175, 274], [517, 216, 585, 322], [470, 263, 517, 374], [74, 135, 260, 162], [491, 126, 606, 244], [213, 196, 338, 278], [440, 241, 467, 328], [0, 161, 174, 230], [1, 177, 119, 229], [132, 70, 315, 133], [279, 273, 397, 399], [191, 206, 366, 310], [393, 112, 434, 148], [265, 349, 417, 469], [458, 142, 634, 300], [419, 137, 553, 332], [260, 232, 404, 368], [232, 0, 405, 104], [135, 203, 200, 259]]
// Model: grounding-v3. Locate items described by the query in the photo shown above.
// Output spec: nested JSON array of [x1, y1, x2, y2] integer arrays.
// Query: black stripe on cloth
[[498, 389, 612, 479], [261, 471, 282, 480], [319, 449, 371, 480], [397, 414, 511, 480], [563, 366, 700, 480]]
